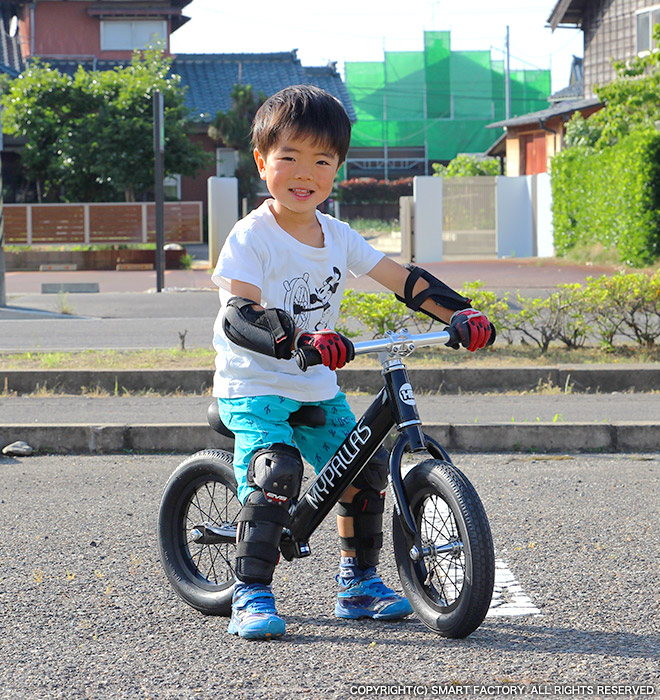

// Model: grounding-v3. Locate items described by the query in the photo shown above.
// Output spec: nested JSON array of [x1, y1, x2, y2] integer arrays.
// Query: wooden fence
[[4, 201, 203, 245]]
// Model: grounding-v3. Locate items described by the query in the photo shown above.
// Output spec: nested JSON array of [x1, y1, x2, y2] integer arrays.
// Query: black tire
[[158, 449, 239, 616], [392, 459, 495, 638]]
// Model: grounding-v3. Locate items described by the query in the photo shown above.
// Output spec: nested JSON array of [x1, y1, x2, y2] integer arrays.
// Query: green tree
[[208, 84, 266, 202], [1, 61, 72, 201], [432, 154, 500, 177], [565, 24, 660, 152], [2, 48, 209, 202]]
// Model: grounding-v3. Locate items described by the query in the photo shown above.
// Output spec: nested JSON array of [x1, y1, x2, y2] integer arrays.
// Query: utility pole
[[505, 26, 511, 120], [0, 104, 6, 307], [153, 90, 165, 293]]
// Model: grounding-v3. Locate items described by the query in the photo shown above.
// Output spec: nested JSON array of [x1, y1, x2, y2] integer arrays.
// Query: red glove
[[448, 309, 496, 352], [295, 330, 355, 370]]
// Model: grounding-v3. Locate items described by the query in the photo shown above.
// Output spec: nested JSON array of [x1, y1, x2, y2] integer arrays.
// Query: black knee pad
[[247, 443, 304, 505], [351, 446, 389, 492], [235, 490, 291, 585], [336, 488, 385, 570]]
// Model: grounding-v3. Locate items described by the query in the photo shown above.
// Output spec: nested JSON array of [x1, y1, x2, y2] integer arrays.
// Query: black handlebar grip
[[294, 346, 322, 372], [487, 323, 497, 347], [445, 325, 461, 349]]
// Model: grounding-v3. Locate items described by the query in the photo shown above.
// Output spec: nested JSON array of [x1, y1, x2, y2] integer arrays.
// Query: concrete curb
[[2, 421, 658, 455], [2, 366, 659, 394]]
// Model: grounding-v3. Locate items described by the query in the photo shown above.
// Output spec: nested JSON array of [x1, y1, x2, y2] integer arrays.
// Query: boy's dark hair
[[252, 85, 352, 164]]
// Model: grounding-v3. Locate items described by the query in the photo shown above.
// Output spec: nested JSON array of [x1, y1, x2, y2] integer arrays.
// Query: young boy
[[211, 85, 494, 640]]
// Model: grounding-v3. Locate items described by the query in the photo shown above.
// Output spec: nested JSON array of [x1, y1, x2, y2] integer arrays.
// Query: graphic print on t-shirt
[[283, 266, 341, 330]]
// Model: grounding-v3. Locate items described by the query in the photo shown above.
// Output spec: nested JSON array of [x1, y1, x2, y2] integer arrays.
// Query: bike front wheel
[[158, 449, 239, 616], [392, 459, 495, 638]]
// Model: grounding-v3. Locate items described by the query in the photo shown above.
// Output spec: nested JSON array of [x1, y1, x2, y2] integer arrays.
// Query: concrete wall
[[496, 176, 534, 258], [412, 173, 554, 261], [208, 177, 239, 268], [412, 176, 443, 263]]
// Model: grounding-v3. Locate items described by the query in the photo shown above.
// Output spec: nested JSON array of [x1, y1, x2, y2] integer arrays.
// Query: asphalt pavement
[[0, 452, 657, 699]]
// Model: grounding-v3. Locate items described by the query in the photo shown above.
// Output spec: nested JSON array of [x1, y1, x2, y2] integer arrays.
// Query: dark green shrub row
[[339, 273, 660, 353], [335, 178, 413, 204], [552, 130, 660, 267]]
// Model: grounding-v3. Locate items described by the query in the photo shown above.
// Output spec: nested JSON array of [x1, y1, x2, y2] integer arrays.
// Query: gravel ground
[[0, 452, 658, 700]]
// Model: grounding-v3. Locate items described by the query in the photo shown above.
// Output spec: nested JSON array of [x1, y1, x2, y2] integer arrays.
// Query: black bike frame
[[287, 330, 455, 556]]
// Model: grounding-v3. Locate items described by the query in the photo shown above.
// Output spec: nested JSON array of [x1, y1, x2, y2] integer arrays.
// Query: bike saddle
[[207, 402, 326, 438]]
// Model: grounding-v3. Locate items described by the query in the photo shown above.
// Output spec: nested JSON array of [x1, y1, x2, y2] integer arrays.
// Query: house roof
[[549, 79, 583, 102], [20, 51, 356, 125], [172, 52, 356, 122], [548, 0, 588, 30], [487, 96, 601, 129], [485, 131, 506, 157]]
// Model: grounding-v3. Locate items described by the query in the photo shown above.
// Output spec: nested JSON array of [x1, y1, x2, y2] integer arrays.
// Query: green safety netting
[[345, 30, 551, 157]]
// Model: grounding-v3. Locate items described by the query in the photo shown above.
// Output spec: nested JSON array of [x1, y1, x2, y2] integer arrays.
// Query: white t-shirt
[[212, 200, 384, 401]]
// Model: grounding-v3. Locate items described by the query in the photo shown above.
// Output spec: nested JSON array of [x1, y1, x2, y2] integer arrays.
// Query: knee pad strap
[[337, 489, 385, 570], [235, 491, 288, 585]]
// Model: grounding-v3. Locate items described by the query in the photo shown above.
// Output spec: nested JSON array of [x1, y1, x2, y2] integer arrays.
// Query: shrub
[[552, 130, 660, 267], [335, 178, 413, 205]]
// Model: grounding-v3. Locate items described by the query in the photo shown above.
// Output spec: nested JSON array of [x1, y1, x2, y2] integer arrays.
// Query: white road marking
[[487, 559, 542, 617]]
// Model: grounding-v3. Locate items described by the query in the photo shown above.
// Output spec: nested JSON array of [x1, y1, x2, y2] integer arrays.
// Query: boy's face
[[254, 133, 340, 217]]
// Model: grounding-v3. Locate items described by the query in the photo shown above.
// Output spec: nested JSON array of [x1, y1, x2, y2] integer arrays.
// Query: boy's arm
[[224, 279, 353, 369], [366, 257, 495, 352], [367, 257, 455, 322], [230, 279, 262, 308]]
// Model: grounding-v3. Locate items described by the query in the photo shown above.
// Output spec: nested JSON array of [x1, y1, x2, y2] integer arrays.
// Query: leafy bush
[[432, 154, 500, 177], [552, 129, 660, 267], [335, 178, 413, 205], [583, 272, 660, 348], [340, 272, 660, 354]]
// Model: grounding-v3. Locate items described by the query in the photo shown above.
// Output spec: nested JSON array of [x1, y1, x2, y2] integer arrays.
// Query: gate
[[441, 176, 497, 258]]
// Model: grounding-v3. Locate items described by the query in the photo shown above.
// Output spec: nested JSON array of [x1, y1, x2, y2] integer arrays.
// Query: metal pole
[[0, 104, 6, 307], [505, 26, 511, 120], [153, 90, 165, 293]]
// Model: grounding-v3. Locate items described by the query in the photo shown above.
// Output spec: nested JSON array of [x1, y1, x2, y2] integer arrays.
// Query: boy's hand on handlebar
[[294, 330, 355, 371], [447, 309, 496, 352]]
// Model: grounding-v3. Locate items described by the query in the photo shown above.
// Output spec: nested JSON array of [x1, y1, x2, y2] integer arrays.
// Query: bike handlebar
[[294, 327, 459, 371], [352, 328, 455, 356]]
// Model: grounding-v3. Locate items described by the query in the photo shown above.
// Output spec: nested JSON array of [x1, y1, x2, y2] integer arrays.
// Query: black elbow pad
[[223, 296, 296, 360], [395, 264, 471, 321]]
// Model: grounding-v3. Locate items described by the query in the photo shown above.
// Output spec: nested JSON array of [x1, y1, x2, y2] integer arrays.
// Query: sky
[[169, 0, 584, 95]]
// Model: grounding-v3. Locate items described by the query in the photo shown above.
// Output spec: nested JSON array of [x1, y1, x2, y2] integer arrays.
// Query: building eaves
[[548, 0, 587, 31], [487, 96, 601, 129]]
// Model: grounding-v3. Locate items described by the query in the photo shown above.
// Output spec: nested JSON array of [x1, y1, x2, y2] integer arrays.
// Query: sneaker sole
[[228, 618, 286, 639], [335, 603, 413, 620]]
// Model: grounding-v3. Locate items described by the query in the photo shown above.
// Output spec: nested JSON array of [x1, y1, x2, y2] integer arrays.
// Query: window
[[216, 148, 238, 177], [101, 20, 167, 51], [164, 175, 181, 200], [636, 7, 660, 54]]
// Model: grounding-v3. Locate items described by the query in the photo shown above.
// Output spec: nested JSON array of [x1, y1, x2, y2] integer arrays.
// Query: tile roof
[[487, 96, 602, 129], [29, 51, 356, 124], [172, 52, 356, 122]]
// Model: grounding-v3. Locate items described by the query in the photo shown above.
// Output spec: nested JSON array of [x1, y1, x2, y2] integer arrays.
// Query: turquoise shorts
[[217, 392, 357, 503]]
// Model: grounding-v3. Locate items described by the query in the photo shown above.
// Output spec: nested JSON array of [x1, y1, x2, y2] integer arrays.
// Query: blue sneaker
[[227, 583, 285, 639], [335, 569, 413, 620]]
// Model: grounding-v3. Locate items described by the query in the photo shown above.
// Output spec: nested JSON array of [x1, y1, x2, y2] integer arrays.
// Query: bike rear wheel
[[392, 459, 494, 638], [158, 449, 239, 616]]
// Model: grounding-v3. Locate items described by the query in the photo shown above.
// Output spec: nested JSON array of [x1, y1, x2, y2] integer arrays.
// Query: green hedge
[[335, 178, 413, 204], [552, 130, 660, 267]]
